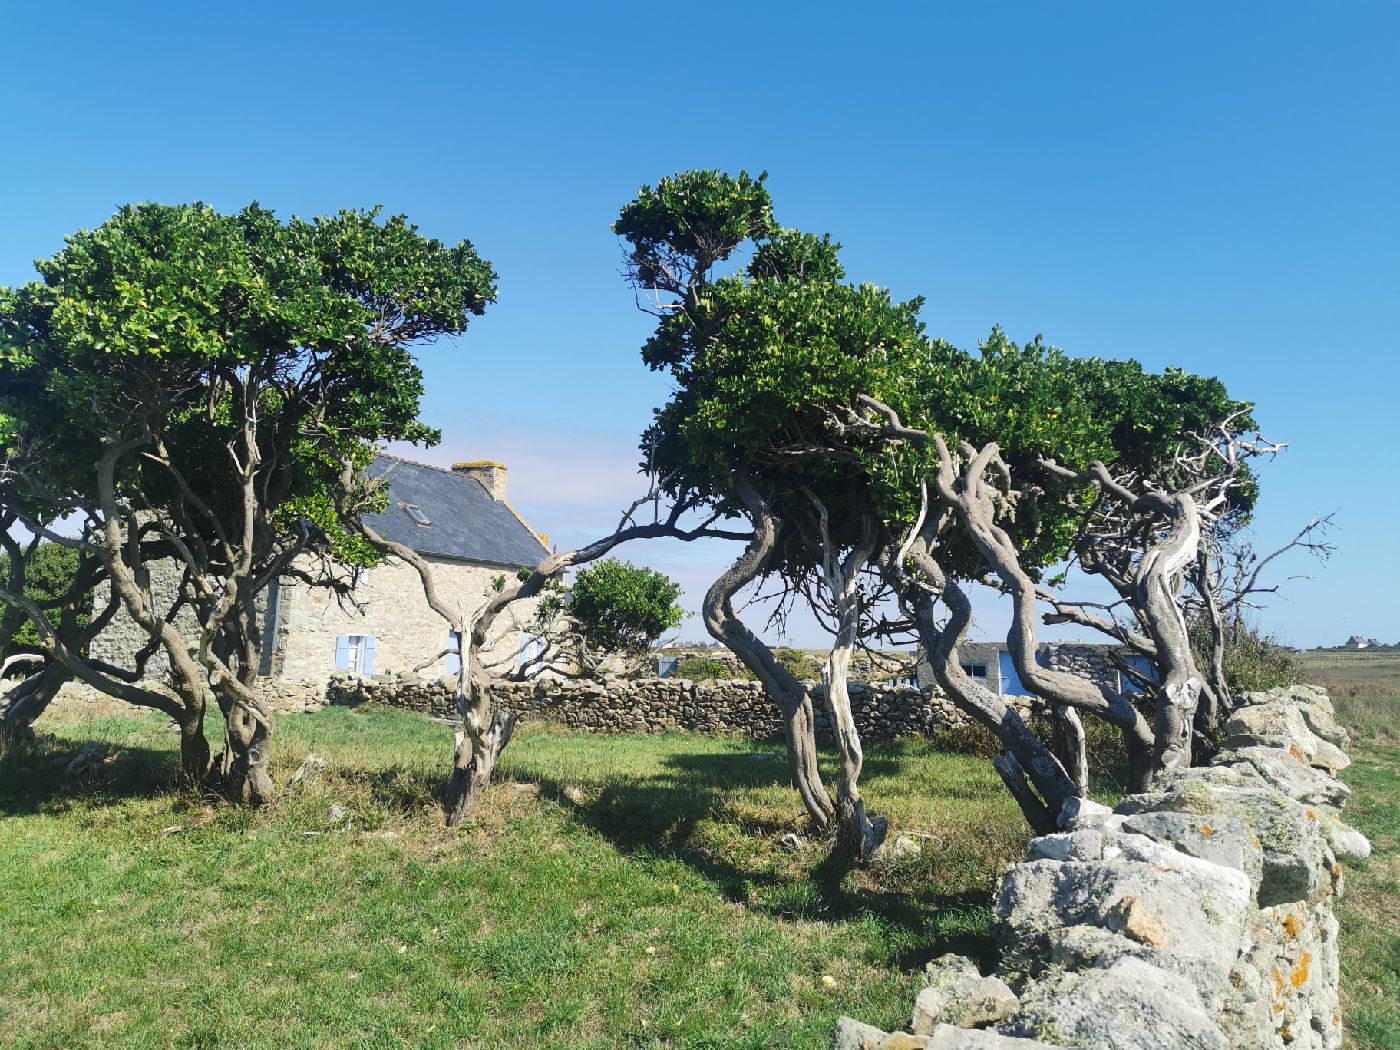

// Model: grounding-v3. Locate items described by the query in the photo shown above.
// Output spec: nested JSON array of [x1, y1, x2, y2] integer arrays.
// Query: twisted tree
[[351, 478, 733, 825], [0, 202, 497, 798], [616, 171, 951, 853]]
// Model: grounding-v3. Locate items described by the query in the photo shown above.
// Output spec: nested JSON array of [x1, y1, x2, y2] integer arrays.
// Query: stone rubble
[[833, 684, 1369, 1050]]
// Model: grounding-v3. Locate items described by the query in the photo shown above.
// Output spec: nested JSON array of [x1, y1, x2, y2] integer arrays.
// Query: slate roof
[[361, 455, 550, 569]]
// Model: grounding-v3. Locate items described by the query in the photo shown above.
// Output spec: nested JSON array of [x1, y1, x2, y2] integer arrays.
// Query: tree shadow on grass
[[0, 732, 194, 817], [521, 748, 1009, 972]]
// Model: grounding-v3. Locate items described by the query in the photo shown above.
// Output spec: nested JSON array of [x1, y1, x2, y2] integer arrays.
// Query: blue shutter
[[334, 635, 351, 671], [446, 631, 461, 676], [362, 636, 377, 676]]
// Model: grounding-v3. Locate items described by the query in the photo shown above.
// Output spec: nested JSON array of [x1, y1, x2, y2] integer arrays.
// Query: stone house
[[90, 455, 551, 687], [916, 640, 1159, 698]]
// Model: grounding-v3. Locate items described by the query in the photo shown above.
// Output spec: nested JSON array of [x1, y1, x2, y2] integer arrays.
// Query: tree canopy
[[0, 201, 498, 792]]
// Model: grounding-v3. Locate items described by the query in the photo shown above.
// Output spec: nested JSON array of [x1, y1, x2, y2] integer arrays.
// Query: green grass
[[0, 702, 1034, 1049], [1300, 649, 1400, 1049], [6, 657, 1391, 1049]]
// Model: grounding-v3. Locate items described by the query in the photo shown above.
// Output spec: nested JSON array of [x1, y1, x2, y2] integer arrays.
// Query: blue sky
[[3, 3, 1397, 648]]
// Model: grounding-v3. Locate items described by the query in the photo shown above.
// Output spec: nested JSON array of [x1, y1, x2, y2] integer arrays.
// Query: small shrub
[[1190, 615, 1300, 695], [773, 648, 823, 681], [673, 656, 737, 681]]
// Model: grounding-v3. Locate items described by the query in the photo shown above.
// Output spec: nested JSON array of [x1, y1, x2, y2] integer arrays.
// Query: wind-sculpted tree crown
[[0, 201, 497, 795], [0, 202, 494, 519], [618, 168, 1268, 833]]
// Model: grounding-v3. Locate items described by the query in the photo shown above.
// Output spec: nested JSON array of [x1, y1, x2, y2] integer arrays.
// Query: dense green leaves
[[0, 201, 497, 566], [0, 543, 88, 653], [563, 559, 684, 656], [620, 169, 1259, 585], [614, 169, 776, 302]]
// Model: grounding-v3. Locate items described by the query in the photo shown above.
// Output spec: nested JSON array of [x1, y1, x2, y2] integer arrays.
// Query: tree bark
[[927, 439, 1157, 763], [1050, 704, 1089, 797], [219, 701, 274, 805], [813, 501, 884, 863], [902, 535, 1078, 834], [703, 475, 835, 834], [178, 707, 211, 783], [1128, 492, 1205, 777], [444, 704, 517, 827], [0, 664, 65, 759]]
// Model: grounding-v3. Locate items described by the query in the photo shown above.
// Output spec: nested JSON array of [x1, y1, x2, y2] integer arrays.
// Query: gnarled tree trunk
[[218, 700, 274, 804], [1130, 492, 1205, 776], [903, 535, 1079, 835], [813, 501, 884, 863], [0, 663, 65, 759], [444, 699, 517, 827], [1050, 704, 1089, 797], [704, 476, 835, 834]]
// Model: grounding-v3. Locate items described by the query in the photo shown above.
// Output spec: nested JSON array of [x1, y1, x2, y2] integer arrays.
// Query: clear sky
[[3, 3, 1397, 649]]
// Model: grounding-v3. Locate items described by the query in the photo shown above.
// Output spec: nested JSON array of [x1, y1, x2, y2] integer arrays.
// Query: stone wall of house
[[320, 671, 1015, 742], [86, 552, 536, 687], [87, 560, 219, 678], [1039, 645, 1125, 694], [833, 682, 1370, 1050], [273, 554, 536, 684], [917, 643, 1127, 696]]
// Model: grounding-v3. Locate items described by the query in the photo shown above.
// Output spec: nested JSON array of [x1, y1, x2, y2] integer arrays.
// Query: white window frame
[[336, 633, 376, 675]]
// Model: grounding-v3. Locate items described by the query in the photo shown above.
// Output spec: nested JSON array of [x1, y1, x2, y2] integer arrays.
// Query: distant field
[[1299, 649, 1400, 1049]]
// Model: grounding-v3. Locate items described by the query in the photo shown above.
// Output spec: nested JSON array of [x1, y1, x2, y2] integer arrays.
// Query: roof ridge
[[370, 452, 549, 560], [375, 452, 465, 478]]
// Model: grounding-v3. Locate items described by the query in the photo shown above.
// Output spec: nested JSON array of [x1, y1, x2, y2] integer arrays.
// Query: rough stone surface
[[1007, 957, 1228, 1050], [912, 956, 1019, 1033], [320, 670, 1013, 744], [836, 685, 1367, 1050], [832, 1016, 892, 1050], [923, 1028, 1063, 1049]]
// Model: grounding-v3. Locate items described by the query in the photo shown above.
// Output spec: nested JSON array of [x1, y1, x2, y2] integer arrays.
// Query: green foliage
[[620, 169, 1259, 593], [0, 201, 497, 575], [1064, 357, 1257, 514], [0, 542, 88, 652], [1190, 614, 1300, 694], [672, 656, 737, 681], [614, 169, 776, 307], [565, 559, 684, 655], [773, 647, 823, 681]]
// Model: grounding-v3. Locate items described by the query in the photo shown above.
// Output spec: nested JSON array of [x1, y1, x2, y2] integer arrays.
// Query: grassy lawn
[[5, 655, 1392, 1049], [1300, 650, 1400, 1050], [0, 701, 1036, 1049]]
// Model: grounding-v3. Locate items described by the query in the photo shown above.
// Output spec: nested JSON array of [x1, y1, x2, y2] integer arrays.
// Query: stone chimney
[[452, 460, 508, 501]]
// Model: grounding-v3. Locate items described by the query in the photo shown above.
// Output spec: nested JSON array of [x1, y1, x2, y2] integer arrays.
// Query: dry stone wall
[[833, 683, 1370, 1050], [322, 671, 1002, 742]]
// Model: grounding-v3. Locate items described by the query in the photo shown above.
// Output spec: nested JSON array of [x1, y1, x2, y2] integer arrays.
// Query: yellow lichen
[[1200, 824, 1215, 837], [1282, 915, 1303, 939], [1291, 952, 1311, 989]]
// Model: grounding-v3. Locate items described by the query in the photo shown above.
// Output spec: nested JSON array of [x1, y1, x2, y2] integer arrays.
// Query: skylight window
[[402, 503, 432, 527]]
